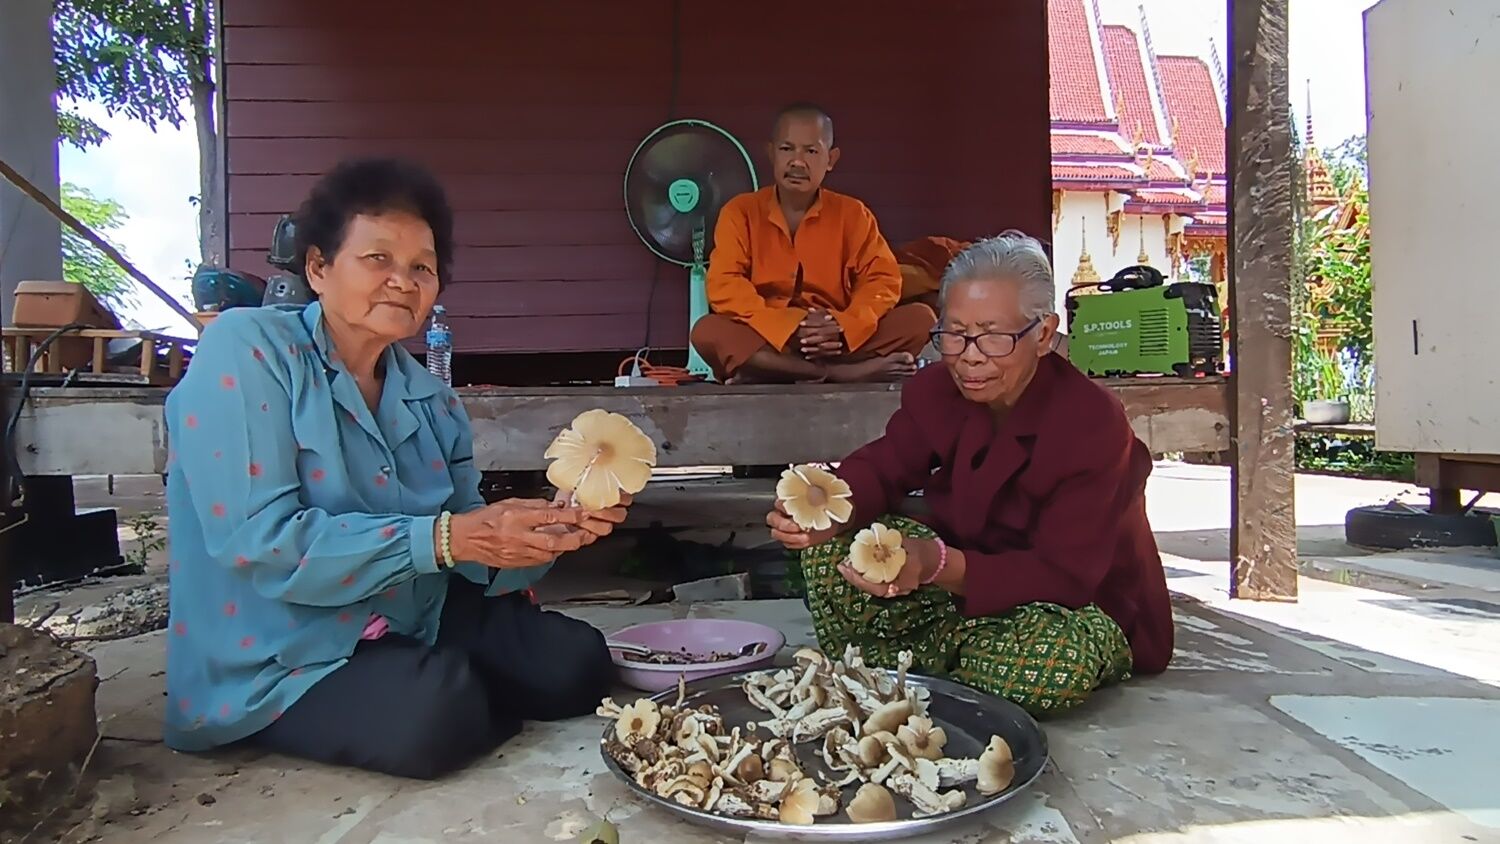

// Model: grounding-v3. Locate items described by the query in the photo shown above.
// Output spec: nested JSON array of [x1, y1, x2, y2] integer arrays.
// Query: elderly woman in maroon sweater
[[768, 231, 1173, 715]]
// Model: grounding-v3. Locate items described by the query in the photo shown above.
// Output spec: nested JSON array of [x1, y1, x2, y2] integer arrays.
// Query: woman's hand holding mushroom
[[767, 499, 841, 551], [836, 523, 922, 599], [448, 498, 596, 568], [551, 487, 633, 542], [767, 464, 853, 551]]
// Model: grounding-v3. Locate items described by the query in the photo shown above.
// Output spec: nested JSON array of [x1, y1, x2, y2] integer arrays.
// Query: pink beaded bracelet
[[921, 536, 948, 585]]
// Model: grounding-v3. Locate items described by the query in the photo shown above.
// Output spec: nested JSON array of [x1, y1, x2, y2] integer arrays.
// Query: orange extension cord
[[617, 349, 701, 386]]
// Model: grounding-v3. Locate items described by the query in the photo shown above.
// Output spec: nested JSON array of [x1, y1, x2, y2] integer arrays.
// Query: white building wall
[[1366, 0, 1500, 454], [1050, 191, 1172, 314]]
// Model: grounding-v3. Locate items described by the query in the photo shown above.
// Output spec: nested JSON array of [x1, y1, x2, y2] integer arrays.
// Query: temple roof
[[1049, 0, 1112, 124], [1130, 190, 1205, 208], [1052, 132, 1131, 157], [1100, 25, 1165, 147], [1157, 56, 1227, 176], [1049, 1, 1227, 229], [1053, 163, 1144, 184]]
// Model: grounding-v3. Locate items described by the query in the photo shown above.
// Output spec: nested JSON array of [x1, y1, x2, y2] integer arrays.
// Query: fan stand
[[625, 121, 757, 384], [688, 219, 712, 379]]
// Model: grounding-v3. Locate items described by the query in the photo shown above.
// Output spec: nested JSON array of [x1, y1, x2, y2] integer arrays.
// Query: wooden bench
[[6, 377, 1230, 477]]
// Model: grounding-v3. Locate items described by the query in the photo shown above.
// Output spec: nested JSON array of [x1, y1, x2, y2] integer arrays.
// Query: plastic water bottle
[[426, 305, 452, 386]]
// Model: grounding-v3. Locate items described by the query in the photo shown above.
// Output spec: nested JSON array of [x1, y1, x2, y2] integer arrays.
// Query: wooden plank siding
[[221, 0, 1052, 355]]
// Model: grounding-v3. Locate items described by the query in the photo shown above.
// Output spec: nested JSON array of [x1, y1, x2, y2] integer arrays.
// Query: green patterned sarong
[[801, 515, 1134, 716]]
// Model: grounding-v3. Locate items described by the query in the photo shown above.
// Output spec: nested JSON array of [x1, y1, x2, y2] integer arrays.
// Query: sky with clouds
[[58, 0, 1380, 339]]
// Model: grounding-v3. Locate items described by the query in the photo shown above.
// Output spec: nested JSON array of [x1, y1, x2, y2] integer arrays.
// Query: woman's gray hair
[[938, 230, 1056, 318]]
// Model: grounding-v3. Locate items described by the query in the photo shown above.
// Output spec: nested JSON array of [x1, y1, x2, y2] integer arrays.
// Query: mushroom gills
[[896, 714, 949, 761]]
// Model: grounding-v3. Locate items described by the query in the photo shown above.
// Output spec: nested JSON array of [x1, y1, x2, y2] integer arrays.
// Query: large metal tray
[[599, 669, 1049, 841]]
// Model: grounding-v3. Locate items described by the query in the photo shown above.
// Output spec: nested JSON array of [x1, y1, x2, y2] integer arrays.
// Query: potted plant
[[1304, 347, 1352, 424]]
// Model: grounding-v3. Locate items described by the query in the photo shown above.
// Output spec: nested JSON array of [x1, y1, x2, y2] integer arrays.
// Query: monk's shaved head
[[768, 102, 839, 197], [773, 102, 834, 146]]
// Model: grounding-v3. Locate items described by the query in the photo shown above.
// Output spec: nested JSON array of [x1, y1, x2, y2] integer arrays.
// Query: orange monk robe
[[704, 187, 903, 352], [893, 235, 970, 302]]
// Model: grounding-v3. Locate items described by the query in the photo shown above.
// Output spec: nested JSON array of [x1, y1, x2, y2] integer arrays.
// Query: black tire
[[1344, 503, 1499, 550]]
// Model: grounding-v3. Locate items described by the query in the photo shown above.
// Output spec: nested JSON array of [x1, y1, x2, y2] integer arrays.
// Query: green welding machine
[[1064, 265, 1222, 378]]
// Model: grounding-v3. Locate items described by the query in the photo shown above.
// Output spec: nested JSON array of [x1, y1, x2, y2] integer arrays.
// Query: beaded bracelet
[[921, 536, 948, 585], [438, 511, 455, 568]]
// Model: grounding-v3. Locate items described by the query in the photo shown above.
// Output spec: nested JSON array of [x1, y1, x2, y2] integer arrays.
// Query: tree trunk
[[194, 77, 223, 265], [190, 0, 224, 266]]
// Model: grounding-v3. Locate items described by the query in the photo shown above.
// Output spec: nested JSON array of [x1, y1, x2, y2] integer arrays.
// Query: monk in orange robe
[[690, 104, 937, 383]]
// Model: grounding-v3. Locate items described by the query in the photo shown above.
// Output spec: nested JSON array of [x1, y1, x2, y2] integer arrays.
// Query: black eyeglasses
[[929, 318, 1041, 358]]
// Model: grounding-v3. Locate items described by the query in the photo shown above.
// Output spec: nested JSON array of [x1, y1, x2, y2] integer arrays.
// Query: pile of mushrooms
[[597, 675, 841, 823], [597, 645, 1016, 826]]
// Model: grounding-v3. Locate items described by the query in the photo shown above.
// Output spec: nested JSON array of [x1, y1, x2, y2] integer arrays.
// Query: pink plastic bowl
[[608, 618, 786, 692]]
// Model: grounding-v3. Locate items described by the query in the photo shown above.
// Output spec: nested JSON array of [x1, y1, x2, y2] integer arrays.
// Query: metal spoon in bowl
[[605, 641, 654, 657]]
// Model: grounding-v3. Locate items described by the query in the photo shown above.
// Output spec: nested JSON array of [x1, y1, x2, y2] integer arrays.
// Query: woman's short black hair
[[292, 157, 455, 287]]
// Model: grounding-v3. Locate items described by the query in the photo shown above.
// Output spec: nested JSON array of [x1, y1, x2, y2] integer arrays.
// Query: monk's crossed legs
[[691, 303, 936, 384]]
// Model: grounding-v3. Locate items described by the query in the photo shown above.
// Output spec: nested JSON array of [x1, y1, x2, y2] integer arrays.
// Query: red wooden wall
[[222, 0, 1051, 356]]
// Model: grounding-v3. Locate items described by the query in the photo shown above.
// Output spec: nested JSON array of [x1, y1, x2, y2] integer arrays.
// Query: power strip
[[614, 375, 660, 387]]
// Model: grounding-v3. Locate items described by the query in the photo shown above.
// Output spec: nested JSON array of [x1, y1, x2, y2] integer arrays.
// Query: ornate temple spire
[[1138, 3, 1173, 144], [1303, 81, 1339, 211], [1209, 38, 1228, 105], [1137, 217, 1151, 265], [1072, 219, 1101, 286], [1304, 79, 1317, 149]]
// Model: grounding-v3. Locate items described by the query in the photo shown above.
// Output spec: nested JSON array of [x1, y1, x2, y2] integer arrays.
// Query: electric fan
[[624, 119, 758, 379]]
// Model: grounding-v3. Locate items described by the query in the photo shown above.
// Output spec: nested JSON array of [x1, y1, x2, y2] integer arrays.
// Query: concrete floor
[[16, 466, 1500, 843]]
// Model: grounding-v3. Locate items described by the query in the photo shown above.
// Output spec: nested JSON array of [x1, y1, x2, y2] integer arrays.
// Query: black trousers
[[249, 576, 614, 779]]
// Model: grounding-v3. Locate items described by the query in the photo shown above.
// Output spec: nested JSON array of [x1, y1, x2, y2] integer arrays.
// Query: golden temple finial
[[1305, 79, 1317, 150], [1302, 83, 1338, 212], [1072, 220, 1101, 287], [1137, 217, 1150, 265]]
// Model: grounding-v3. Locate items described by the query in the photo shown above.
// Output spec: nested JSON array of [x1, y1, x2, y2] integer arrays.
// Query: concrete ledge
[[9, 378, 1229, 475]]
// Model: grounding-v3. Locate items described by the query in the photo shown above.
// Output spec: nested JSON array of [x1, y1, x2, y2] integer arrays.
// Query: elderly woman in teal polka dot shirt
[[163, 158, 626, 779]]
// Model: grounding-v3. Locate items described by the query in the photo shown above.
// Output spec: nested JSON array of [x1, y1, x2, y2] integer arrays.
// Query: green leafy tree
[[60, 182, 139, 310], [53, 0, 224, 264], [1307, 188, 1372, 361], [1323, 135, 1367, 197]]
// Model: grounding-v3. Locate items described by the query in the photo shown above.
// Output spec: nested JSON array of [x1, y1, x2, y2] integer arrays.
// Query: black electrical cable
[[3, 322, 89, 517], [640, 0, 683, 352]]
